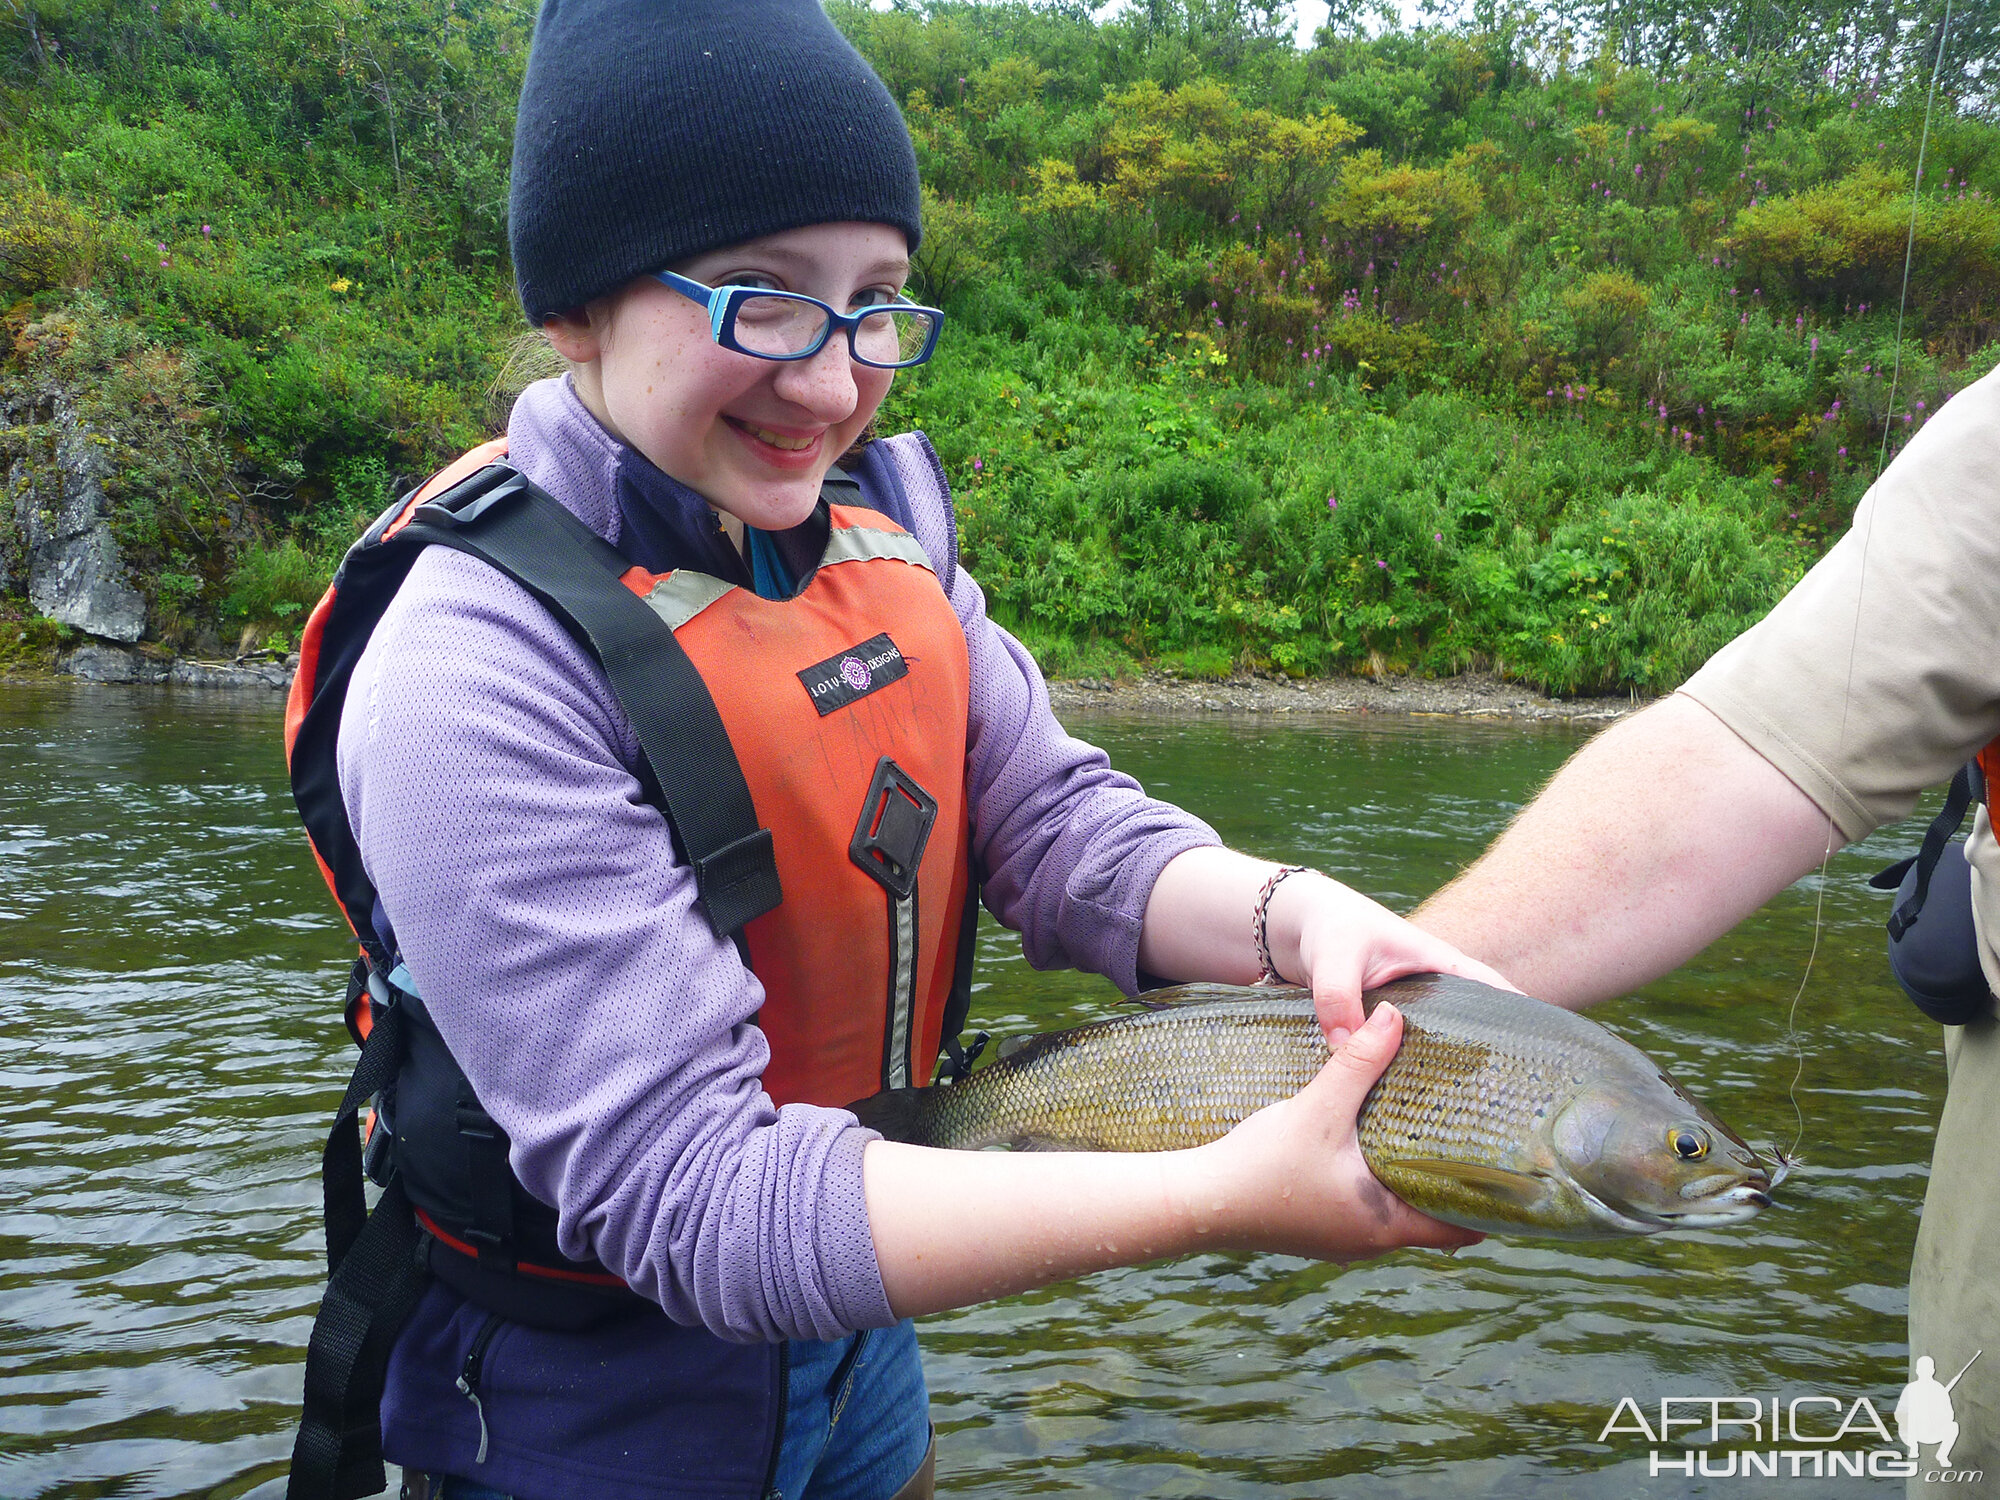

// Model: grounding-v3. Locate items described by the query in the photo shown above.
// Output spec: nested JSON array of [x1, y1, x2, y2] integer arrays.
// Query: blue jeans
[[428, 1318, 929, 1500]]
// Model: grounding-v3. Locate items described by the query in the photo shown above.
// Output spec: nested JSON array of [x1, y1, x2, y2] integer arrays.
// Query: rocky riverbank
[[42, 641, 295, 690], [1047, 670, 1640, 722], [9, 647, 1644, 721]]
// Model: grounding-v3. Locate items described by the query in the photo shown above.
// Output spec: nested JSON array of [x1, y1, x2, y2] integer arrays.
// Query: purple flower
[[1375, 559, 1388, 570], [1433, 532, 1443, 542], [202, 224, 212, 235], [972, 457, 982, 472], [1838, 446, 1848, 456]]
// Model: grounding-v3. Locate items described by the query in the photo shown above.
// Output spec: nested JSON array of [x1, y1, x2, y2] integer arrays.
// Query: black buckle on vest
[[850, 758, 938, 901], [455, 1103, 517, 1272], [695, 828, 783, 937], [411, 467, 528, 529]]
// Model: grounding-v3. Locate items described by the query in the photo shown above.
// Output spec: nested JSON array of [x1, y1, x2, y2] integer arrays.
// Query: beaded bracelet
[[1253, 864, 1312, 985]]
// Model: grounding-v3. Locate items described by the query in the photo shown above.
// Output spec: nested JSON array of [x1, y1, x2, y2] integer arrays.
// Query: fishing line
[[1781, 0, 1954, 1163]]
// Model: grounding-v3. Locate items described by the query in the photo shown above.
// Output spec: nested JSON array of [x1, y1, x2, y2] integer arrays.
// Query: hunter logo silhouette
[[1895, 1351, 1980, 1469]]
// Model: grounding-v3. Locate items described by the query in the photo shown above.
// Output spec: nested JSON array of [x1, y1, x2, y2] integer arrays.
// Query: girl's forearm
[[1136, 846, 1521, 1036], [860, 1140, 1222, 1316], [1136, 845, 1299, 984]]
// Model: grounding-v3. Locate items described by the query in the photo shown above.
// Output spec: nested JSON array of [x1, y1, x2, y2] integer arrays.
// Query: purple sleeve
[[337, 548, 893, 1343], [874, 436, 1221, 992]]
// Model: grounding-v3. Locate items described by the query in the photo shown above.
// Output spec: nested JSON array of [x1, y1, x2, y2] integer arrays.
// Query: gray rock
[[5, 388, 147, 642], [168, 656, 291, 690], [58, 642, 169, 683], [54, 642, 294, 690]]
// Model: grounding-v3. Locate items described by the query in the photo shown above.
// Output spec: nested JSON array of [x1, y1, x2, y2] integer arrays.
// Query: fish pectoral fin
[[1008, 1133, 1078, 1152], [1377, 1158, 1555, 1211]]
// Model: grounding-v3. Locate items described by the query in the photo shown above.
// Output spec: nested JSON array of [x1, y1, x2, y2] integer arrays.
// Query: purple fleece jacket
[[336, 377, 1219, 1343]]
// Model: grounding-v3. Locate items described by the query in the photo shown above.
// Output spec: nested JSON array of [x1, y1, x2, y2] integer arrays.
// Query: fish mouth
[[1654, 1183, 1774, 1229]]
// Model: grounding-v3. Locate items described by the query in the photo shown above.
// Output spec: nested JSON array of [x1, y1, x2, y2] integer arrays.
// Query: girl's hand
[[1272, 870, 1522, 1041], [1188, 1001, 1484, 1260]]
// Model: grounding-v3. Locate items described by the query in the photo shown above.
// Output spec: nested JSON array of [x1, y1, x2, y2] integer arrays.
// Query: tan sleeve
[[1679, 361, 2000, 843]]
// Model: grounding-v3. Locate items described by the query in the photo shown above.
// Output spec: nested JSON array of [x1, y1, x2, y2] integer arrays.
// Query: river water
[[0, 682, 1945, 1498]]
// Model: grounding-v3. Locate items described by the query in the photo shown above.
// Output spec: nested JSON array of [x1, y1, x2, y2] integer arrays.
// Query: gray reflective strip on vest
[[823, 525, 934, 575], [885, 890, 918, 1090], [633, 527, 930, 633], [637, 572, 737, 632]]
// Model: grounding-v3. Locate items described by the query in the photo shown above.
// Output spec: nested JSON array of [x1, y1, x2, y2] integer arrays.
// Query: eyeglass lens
[[733, 296, 935, 365]]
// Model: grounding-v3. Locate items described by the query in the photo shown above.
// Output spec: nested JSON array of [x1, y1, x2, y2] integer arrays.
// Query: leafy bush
[[1730, 164, 2000, 331], [0, 179, 98, 296], [221, 539, 332, 648]]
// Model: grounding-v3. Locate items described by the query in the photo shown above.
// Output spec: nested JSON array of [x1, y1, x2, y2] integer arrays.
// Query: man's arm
[[1412, 694, 1840, 1008]]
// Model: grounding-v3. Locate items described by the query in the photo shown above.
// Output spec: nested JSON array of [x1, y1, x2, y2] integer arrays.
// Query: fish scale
[[852, 972, 1783, 1239]]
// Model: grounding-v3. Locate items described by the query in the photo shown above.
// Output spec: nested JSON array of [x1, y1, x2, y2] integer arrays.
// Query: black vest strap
[[288, 1000, 430, 1500], [1874, 761, 1982, 940], [404, 466, 783, 938]]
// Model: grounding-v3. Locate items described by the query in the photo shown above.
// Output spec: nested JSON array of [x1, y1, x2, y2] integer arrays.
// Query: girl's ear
[[541, 306, 602, 364]]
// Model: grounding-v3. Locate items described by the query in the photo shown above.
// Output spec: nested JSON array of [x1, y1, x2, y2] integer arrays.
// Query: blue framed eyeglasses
[[652, 270, 945, 369]]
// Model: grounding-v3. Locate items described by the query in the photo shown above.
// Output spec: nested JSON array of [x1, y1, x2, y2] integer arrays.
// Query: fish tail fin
[[846, 1086, 934, 1145]]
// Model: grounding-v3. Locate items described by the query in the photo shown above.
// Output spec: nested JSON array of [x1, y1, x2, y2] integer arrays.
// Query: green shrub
[[0, 180, 98, 297], [221, 538, 332, 646], [1729, 165, 2000, 328]]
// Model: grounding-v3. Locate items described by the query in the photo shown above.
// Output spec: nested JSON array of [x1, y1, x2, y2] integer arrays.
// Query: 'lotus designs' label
[[799, 633, 907, 715]]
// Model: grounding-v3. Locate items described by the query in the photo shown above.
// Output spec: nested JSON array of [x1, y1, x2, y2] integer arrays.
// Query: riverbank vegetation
[[1, 0, 1994, 690]]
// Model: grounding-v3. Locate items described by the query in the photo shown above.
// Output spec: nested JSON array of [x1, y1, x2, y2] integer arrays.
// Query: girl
[[284, 3, 1503, 1497]]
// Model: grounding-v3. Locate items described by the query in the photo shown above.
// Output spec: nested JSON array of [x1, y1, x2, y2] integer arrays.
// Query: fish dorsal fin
[[1376, 1158, 1554, 1211], [1129, 982, 1311, 1011]]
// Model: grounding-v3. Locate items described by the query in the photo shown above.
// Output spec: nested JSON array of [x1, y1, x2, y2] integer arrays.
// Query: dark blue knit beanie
[[509, 0, 923, 325]]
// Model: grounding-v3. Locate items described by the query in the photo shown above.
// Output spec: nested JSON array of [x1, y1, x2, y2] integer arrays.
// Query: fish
[[849, 973, 1787, 1239]]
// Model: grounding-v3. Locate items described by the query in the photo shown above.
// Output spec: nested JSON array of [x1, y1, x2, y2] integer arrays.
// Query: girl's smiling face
[[547, 221, 909, 533]]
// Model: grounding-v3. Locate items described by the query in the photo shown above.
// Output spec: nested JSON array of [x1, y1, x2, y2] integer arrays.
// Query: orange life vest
[[288, 438, 974, 1108], [623, 503, 973, 1104]]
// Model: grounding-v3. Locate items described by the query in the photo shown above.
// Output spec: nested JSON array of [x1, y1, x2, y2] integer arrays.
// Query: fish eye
[[1668, 1126, 1710, 1161]]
